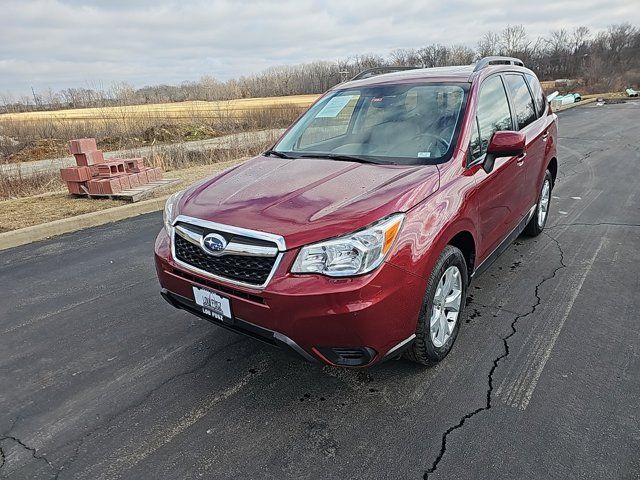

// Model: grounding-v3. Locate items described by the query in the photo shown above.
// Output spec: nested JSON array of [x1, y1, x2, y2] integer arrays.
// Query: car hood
[[178, 156, 439, 249]]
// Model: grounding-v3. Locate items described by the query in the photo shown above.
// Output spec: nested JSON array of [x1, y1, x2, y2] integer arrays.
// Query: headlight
[[291, 214, 404, 277], [163, 190, 184, 233]]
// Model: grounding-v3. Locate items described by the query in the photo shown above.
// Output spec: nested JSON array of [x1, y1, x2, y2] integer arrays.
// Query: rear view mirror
[[483, 131, 526, 173]]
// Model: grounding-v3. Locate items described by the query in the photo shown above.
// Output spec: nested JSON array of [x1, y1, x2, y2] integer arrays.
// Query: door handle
[[516, 152, 526, 165], [542, 131, 549, 141]]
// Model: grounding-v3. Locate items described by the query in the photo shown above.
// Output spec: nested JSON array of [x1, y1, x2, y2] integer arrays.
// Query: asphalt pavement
[[1, 102, 639, 479]]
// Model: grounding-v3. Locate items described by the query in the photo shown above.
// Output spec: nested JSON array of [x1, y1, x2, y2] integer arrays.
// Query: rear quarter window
[[525, 73, 547, 117]]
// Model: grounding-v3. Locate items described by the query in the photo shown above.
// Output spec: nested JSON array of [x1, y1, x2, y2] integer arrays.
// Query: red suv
[[155, 56, 557, 367]]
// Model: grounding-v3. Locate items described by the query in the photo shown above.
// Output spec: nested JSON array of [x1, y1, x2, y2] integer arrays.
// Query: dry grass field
[[0, 94, 318, 123], [0, 93, 314, 202], [0, 128, 283, 200], [0, 94, 318, 165]]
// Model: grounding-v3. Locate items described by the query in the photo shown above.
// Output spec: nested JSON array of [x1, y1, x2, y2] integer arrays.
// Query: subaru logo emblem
[[201, 233, 227, 255]]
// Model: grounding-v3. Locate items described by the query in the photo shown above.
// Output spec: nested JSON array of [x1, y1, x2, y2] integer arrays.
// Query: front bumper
[[155, 229, 425, 367], [160, 288, 317, 362]]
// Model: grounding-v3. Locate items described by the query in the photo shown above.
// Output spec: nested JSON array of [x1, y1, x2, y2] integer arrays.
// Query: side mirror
[[483, 131, 526, 173]]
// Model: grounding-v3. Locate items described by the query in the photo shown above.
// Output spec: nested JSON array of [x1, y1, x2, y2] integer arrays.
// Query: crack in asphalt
[[56, 337, 246, 477], [557, 148, 604, 179], [0, 435, 59, 478], [466, 301, 523, 317], [548, 222, 640, 229], [557, 136, 600, 140], [424, 233, 567, 478]]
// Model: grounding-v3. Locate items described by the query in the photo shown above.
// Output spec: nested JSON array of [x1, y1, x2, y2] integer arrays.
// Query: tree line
[[1, 23, 638, 113]]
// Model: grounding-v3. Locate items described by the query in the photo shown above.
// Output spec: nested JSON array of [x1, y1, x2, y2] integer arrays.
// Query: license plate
[[192, 286, 233, 322]]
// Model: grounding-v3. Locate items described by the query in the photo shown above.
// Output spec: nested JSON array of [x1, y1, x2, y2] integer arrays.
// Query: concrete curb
[[0, 195, 169, 251], [553, 98, 597, 112]]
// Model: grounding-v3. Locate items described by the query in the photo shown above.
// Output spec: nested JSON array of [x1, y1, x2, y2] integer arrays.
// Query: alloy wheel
[[430, 266, 462, 348], [537, 179, 551, 227]]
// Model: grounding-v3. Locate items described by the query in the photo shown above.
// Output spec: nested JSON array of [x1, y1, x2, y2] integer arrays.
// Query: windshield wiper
[[264, 149, 293, 159], [298, 153, 383, 164]]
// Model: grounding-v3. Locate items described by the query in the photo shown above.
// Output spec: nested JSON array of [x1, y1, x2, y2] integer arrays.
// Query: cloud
[[0, 0, 635, 96]]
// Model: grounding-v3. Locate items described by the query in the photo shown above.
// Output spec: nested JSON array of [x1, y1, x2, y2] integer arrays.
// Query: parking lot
[[1, 102, 639, 479]]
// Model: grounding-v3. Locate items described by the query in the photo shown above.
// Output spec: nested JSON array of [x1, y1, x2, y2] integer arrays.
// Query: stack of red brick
[[61, 138, 163, 195]]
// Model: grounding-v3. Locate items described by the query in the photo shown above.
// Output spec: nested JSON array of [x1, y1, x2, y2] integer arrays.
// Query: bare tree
[[572, 26, 591, 52], [477, 32, 501, 57], [448, 45, 476, 65], [5, 22, 638, 114], [500, 25, 530, 56]]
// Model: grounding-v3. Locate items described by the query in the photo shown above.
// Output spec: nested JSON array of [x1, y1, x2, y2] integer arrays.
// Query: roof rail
[[473, 56, 524, 72], [350, 66, 422, 81]]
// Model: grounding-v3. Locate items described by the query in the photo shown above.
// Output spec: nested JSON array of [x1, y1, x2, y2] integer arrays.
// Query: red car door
[[469, 75, 529, 263], [503, 73, 547, 211]]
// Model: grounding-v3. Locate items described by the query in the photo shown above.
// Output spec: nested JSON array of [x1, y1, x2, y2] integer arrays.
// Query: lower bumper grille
[[315, 347, 377, 367], [174, 235, 276, 286]]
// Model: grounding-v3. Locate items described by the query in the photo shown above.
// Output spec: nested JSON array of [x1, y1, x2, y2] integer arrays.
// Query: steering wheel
[[353, 132, 451, 157], [403, 132, 450, 157]]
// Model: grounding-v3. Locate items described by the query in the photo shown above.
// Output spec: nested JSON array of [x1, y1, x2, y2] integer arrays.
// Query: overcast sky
[[0, 0, 635, 97]]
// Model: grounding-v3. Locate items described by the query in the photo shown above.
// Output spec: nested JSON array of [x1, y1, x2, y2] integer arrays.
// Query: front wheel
[[404, 245, 468, 365], [524, 170, 553, 237]]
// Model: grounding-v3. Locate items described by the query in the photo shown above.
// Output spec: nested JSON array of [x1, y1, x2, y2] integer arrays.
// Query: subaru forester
[[155, 56, 558, 367]]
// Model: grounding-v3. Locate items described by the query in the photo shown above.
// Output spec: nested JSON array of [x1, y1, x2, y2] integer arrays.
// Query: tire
[[524, 169, 553, 237], [404, 245, 468, 366]]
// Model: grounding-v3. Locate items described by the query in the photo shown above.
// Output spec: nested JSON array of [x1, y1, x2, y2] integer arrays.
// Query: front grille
[[174, 235, 277, 286], [171, 268, 266, 304]]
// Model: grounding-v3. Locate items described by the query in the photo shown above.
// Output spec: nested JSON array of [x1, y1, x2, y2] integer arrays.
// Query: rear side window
[[504, 74, 537, 129], [475, 76, 513, 157], [525, 73, 547, 117]]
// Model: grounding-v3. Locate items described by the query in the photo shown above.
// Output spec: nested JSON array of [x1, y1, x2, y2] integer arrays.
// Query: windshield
[[274, 83, 468, 165]]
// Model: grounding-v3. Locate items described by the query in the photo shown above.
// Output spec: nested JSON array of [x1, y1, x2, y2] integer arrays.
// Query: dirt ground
[[0, 159, 244, 232]]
